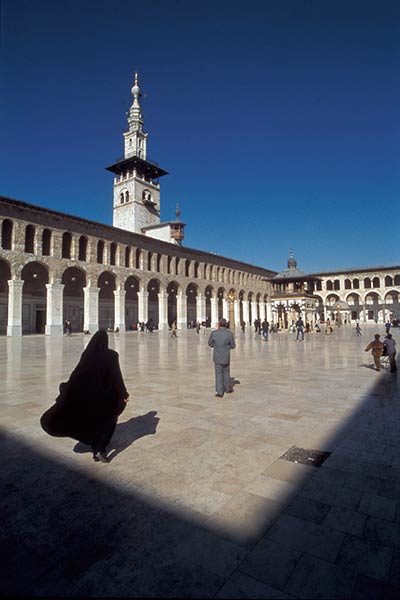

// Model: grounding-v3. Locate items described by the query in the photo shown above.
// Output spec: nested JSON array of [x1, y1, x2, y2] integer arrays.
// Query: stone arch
[[384, 290, 400, 320], [326, 294, 340, 306], [205, 284, 213, 326], [326, 280, 333, 291], [372, 276, 380, 289], [62, 266, 86, 332], [217, 287, 225, 320], [186, 282, 198, 325], [364, 291, 381, 322], [21, 261, 49, 334], [1, 218, 13, 250], [394, 274, 400, 286], [346, 292, 362, 321], [98, 271, 116, 330], [353, 278, 360, 289], [344, 278, 351, 290], [24, 224, 35, 253], [384, 275, 393, 287], [364, 277, 371, 289], [125, 275, 139, 329], [0, 258, 11, 334], [314, 294, 325, 321], [167, 281, 179, 326], [147, 278, 160, 327]]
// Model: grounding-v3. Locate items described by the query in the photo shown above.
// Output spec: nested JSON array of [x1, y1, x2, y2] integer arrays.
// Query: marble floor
[[1, 324, 399, 598]]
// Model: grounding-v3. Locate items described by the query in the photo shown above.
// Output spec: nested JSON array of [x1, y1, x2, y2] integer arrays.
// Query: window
[[24, 225, 35, 253], [97, 240, 104, 264], [372, 277, 380, 288], [353, 279, 360, 289], [110, 243, 117, 266], [78, 236, 87, 261], [364, 278, 371, 289], [344, 279, 351, 289], [62, 232, 72, 259], [385, 275, 393, 287], [125, 247, 130, 268], [1, 219, 13, 249], [42, 229, 51, 256]]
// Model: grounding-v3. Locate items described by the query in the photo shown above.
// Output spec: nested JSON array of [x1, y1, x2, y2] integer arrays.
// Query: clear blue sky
[[1, 0, 399, 272]]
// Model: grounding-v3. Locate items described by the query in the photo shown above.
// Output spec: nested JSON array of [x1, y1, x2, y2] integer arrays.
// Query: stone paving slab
[[0, 325, 400, 598]]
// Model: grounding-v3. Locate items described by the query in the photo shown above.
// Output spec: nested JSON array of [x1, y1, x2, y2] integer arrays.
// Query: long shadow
[[2, 367, 400, 597], [73, 411, 160, 462]]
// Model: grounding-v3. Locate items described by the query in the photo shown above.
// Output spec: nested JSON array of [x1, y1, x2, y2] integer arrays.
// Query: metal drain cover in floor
[[280, 446, 331, 468]]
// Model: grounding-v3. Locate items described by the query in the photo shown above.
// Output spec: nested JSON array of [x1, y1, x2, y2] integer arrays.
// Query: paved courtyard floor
[[1, 324, 400, 598]]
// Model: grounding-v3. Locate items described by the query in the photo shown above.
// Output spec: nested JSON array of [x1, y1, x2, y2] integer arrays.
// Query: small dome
[[287, 249, 297, 269]]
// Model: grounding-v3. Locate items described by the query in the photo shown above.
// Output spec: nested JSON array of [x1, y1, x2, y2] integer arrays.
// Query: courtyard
[[1, 324, 399, 598]]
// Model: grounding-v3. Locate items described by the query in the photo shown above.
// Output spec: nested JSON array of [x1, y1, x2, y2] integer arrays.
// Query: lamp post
[[228, 290, 236, 331]]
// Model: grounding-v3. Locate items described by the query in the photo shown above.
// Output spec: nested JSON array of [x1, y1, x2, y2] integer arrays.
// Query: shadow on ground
[[1, 372, 400, 598]]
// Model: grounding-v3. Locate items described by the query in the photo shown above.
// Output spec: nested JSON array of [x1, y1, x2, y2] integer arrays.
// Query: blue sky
[[1, 0, 399, 272]]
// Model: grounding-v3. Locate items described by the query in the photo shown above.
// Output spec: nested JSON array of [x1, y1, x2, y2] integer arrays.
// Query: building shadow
[[2, 370, 400, 598], [73, 411, 159, 462]]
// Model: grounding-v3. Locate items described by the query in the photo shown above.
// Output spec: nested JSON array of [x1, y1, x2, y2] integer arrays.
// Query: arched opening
[[384, 291, 399, 321], [185, 260, 190, 277], [1, 219, 13, 250], [353, 278, 360, 289], [314, 295, 325, 322], [326, 280, 333, 291], [385, 275, 393, 287], [21, 262, 49, 334], [62, 232, 72, 259], [78, 236, 87, 261], [333, 279, 340, 291], [372, 277, 380, 289], [194, 262, 199, 278], [186, 283, 198, 326], [147, 279, 160, 327], [125, 276, 139, 330], [42, 229, 52, 256], [98, 272, 116, 330], [24, 225, 35, 253], [217, 287, 224, 320], [344, 279, 351, 290], [147, 252, 152, 271], [110, 243, 117, 266], [135, 249, 141, 269], [124, 247, 130, 268], [394, 274, 400, 286], [239, 290, 244, 325], [248, 291, 254, 323], [346, 293, 362, 322], [205, 285, 213, 326], [97, 241, 105, 264], [62, 267, 86, 332], [0, 259, 11, 334], [175, 257, 180, 276], [364, 277, 371, 289], [326, 294, 340, 321], [365, 292, 381, 322], [167, 281, 178, 326]]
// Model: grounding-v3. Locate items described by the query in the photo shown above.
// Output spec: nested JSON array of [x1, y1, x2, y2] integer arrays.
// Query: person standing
[[296, 317, 305, 341], [365, 334, 384, 372], [384, 333, 397, 373], [385, 321, 391, 334], [208, 318, 236, 398], [355, 323, 362, 336], [40, 330, 129, 462], [171, 321, 177, 338], [261, 319, 269, 341]]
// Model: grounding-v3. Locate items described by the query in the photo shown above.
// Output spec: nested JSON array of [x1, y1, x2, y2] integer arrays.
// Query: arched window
[[167, 256, 172, 274], [110, 243, 117, 266], [157, 254, 161, 272], [175, 257, 180, 276], [1, 219, 13, 250], [185, 260, 190, 277], [120, 192, 124, 204], [364, 278, 371, 289], [326, 280, 333, 291], [97, 240, 104, 264], [135, 248, 141, 269], [42, 229, 51, 256], [333, 279, 340, 291], [125, 246, 130, 268], [194, 262, 199, 278], [147, 252, 152, 271], [24, 225, 35, 253], [394, 274, 400, 286], [372, 277, 380, 288], [353, 278, 360, 289], [316, 280, 322, 291], [344, 279, 351, 290], [125, 191, 129, 202], [62, 232, 72, 259], [78, 236, 87, 261], [384, 275, 393, 287]]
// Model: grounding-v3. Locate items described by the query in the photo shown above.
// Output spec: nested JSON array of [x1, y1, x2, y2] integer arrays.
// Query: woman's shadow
[[73, 411, 160, 462]]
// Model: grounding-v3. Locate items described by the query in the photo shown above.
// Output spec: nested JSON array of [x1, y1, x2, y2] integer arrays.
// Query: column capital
[[8, 278, 24, 288]]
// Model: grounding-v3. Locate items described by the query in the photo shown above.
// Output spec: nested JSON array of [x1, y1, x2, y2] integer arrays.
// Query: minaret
[[106, 73, 168, 234]]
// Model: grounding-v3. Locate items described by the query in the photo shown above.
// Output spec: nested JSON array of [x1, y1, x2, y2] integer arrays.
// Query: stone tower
[[106, 73, 168, 233]]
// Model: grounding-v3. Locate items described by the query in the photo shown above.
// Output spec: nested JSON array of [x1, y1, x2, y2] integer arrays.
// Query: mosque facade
[[0, 76, 399, 335]]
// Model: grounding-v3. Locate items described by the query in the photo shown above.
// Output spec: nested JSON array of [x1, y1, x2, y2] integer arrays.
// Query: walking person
[[261, 319, 269, 341], [40, 330, 129, 463], [365, 333, 384, 372], [208, 318, 236, 398], [384, 333, 397, 373], [355, 322, 362, 336], [171, 320, 178, 338], [385, 321, 391, 334], [296, 317, 305, 341]]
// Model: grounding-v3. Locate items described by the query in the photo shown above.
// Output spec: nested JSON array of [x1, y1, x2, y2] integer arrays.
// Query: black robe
[[40, 331, 128, 451]]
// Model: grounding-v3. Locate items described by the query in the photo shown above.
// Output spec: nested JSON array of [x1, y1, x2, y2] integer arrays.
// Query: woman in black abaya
[[40, 330, 129, 462]]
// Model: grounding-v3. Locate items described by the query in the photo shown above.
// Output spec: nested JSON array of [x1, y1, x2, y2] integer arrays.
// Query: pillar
[[83, 286, 99, 333], [114, 288, 126, 332], [242, 300, 250, 326], [259, 303, 266, 321], [7, 279, 24, 337], [158, 290, 168, 330], [210, 296, 218, 328], [266, 303, 272, 322], [138, 290, 148, 324], [45, 282, 65, 335], [196, 294, 206, 323], [234, 299, 240, 327], [251, 301, 258, 324], [177, 292, 187, 329], [222, 298, 229, 320]]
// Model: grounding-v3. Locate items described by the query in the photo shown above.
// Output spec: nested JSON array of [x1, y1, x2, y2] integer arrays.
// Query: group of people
[[365, 332, 397, 373]]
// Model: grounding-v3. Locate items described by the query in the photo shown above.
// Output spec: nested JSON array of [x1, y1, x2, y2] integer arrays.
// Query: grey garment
[[208, 328, 236, 364], [214, 363, 231, 396]]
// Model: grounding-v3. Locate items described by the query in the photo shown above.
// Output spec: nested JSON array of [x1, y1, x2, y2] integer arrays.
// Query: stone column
[[83, 286, 99, 333], [114, 288, 126, 332], [251, 301, 258, 323], [222, 298, 229, 320], [259, 303, 266, 321], [210, 296, 218, 328], [7, 279, 24, 337], [242, 300, 250, 326], [266, 303, 272, 322], [177, 292, 187, 329], [45, 282, 65, 335], [158, 290, 169, 330], [234, 299, 241, 327], [138, 291, 149, 324], [196, 294, 206, 323]]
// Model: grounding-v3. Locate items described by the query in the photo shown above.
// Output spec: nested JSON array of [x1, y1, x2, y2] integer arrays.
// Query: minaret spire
[[124, 72, 147, 160]]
